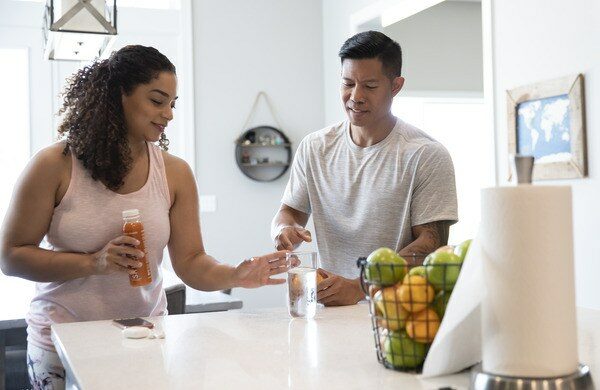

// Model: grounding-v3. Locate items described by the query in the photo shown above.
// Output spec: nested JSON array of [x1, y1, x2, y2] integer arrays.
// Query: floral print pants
[[26, 344, 65, 390]]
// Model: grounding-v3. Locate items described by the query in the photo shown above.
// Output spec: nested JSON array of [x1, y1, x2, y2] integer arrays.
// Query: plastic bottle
[[122, 209, 152, 287]]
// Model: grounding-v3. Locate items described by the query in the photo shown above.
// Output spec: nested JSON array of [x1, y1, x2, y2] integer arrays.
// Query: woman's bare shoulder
[[161, 150, 194, 178], [13, 141, 71, 207], [161, 150, 196, 203], [29, 141, 71, 177]]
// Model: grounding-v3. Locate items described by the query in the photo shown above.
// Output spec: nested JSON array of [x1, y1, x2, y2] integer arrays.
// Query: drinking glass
[[286, 252, 319, 319]]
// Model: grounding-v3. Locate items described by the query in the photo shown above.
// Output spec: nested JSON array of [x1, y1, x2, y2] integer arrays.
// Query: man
[[271, 31, 458, 306]]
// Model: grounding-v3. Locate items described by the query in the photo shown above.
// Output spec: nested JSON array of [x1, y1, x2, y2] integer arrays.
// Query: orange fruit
[[374, 287, 410, 331], [406, 308, 440, 343], [399, 275, 435, 313], [380, 318, 405, 332]]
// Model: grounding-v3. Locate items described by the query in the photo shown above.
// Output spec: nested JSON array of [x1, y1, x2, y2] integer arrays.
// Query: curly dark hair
[[57, 45, 176, 191]]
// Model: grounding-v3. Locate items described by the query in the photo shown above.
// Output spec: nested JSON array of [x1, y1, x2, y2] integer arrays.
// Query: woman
[[0, 45, 289, 389]]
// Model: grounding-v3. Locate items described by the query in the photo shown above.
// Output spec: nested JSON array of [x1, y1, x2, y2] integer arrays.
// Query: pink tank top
[[26, 142, 171, 351]]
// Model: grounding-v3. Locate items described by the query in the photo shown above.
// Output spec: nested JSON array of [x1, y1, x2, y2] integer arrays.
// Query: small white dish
[[122, 326, 151, 339]]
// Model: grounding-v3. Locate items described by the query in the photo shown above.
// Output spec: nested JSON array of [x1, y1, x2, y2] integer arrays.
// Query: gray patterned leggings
[[26, 344, 65, 390]]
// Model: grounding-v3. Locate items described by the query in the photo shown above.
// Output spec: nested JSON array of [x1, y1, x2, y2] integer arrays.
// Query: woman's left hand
[[233, 250, 291, 288]]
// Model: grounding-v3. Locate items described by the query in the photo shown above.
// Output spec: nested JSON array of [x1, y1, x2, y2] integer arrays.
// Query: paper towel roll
[[480, 185, 578, 377]]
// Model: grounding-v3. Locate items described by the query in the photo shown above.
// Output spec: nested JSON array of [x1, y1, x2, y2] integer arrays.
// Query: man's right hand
[[274, 226, 312, 250]]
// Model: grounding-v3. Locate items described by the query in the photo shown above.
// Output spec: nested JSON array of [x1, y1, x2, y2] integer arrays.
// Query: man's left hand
[[317, 268, 365, 306]]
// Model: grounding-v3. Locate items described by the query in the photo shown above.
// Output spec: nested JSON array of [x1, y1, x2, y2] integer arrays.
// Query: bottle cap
[[122, 209, 140, 219]]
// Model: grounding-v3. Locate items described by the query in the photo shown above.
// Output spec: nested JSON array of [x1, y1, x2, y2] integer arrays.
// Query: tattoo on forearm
[[420, 221, 449, 247], [399, 221, 451, 260]]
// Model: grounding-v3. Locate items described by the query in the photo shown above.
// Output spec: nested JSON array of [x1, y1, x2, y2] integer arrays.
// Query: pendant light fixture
[[43, 0, 117, 61]]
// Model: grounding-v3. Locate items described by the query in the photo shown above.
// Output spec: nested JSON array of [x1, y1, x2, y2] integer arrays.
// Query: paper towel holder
[[510, 154, 535, 184], [470, 363, 593, 390]]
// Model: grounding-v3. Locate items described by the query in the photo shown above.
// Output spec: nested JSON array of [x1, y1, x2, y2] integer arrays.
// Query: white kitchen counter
[[52, 303, 471, 389], [51, 304, 600, 390]]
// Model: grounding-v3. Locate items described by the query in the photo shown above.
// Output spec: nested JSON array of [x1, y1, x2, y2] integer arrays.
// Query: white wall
[[384, 1, 482, 94], [491, 0, 600, 309], [322, 0, 376, 124], [191, 0, 324, 310]]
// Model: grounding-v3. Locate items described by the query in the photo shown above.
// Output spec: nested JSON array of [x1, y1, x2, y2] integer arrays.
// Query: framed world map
[[507, 74, 587, 180]]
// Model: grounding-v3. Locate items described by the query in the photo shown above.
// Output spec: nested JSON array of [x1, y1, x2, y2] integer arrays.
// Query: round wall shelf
[[235, 126, 292, 182]]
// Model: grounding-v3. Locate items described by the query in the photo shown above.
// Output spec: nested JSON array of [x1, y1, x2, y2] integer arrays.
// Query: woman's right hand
[[91, 236, 145, 275]]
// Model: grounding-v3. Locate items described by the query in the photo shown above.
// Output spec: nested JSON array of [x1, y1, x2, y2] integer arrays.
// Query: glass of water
[[286, 251, 319, 319]]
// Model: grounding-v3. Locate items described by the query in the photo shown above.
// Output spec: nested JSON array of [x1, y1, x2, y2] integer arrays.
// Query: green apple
[[453, 239, 472, 263], [432, 290, 451, 319], [365, 247, 407, 286], [408, 265, 426, 277], [384, 331, 426, 369], [424, 252, 462, 291]]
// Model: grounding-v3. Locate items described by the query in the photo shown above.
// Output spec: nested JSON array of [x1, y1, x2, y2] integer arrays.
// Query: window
[[392, 96, 494, 244], [0, 48, 36, 318]]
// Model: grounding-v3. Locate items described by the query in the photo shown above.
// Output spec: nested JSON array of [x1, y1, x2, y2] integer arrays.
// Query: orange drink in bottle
[[122, 209, 152, 287]]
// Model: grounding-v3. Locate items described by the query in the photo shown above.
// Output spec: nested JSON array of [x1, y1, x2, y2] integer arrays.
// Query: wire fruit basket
[[356, 252, 463, 372]]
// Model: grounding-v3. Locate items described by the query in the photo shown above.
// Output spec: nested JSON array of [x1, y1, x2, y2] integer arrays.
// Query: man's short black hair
[[338, 31, 402, 78]]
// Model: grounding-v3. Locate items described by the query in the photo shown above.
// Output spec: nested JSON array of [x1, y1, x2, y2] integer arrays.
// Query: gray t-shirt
[[282, 118, 458, 279]]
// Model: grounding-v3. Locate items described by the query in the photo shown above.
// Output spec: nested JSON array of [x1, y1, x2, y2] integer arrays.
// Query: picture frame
[[507, 73, 587, 180]]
